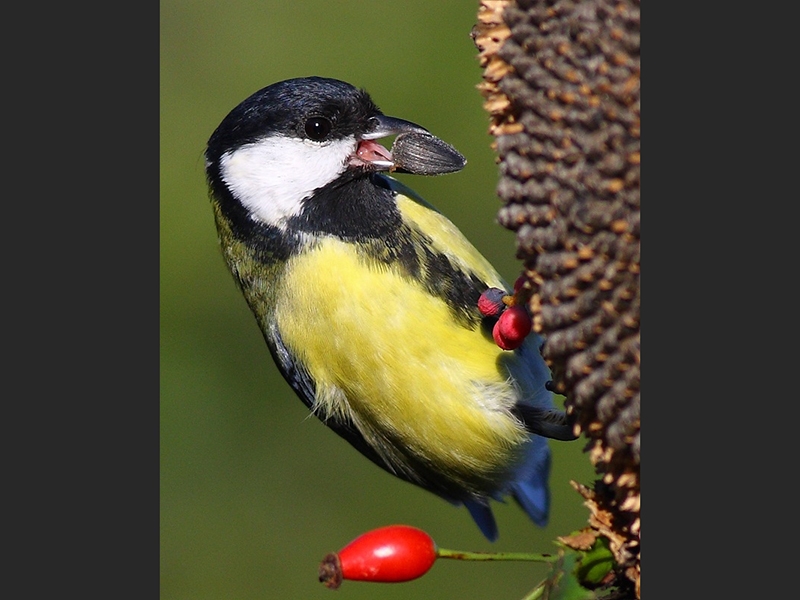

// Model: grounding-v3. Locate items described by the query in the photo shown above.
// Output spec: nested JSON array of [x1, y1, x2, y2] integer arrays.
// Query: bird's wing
[[376, 174, 506, 292]]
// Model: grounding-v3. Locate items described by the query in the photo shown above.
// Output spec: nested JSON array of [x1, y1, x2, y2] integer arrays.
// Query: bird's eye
[[304, 116, 333, 141]]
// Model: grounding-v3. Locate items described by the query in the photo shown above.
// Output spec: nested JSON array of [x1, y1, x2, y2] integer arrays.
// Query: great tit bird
[[204, 76, 574, 541]]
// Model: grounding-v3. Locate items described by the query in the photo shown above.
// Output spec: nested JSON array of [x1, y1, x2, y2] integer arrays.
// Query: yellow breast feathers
[[273, 195, 529, 488]]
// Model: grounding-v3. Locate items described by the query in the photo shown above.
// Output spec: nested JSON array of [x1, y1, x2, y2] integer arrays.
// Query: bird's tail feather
[[463, 435, 551, 540], [510, 436, 552, 527], [464, 499, 499, 542]]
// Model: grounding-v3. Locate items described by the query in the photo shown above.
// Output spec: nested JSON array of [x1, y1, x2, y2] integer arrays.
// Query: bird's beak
[[351, 115, 429, 171], [352, 115, 467, 176], [363, 115, 430, 140]]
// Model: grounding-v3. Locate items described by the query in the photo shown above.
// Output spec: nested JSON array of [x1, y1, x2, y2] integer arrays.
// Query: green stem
[[436, 547, 558, 563], [520, 581, 546, 600]]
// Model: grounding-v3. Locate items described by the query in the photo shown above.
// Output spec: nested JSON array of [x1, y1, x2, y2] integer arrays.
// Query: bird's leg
[[511, 404, 578, 441]]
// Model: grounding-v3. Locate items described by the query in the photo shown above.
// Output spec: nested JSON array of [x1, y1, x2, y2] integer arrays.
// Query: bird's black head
[[206, 77, 384, 163], [204, 76, 468, 244], [205, 77, 434, 230]]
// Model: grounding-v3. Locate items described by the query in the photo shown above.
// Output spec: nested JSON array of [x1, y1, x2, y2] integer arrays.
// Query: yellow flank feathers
[[274, 235, 528, 491]]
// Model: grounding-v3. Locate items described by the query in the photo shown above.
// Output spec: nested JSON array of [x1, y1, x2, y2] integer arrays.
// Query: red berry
[[477, 287, 507, 317], [492, 305, 532, 350], [513, 275, 526, 293], [319, 525, 438, 589]]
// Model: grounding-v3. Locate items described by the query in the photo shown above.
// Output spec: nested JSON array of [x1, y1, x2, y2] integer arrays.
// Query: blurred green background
[[160, 1, 595, 598]]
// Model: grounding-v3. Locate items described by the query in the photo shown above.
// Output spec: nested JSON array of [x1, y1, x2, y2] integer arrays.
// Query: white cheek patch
[[219, 136, 355, 227]]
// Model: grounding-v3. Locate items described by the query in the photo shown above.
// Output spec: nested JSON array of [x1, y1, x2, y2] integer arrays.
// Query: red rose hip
[[319, 525, 438, 589]]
